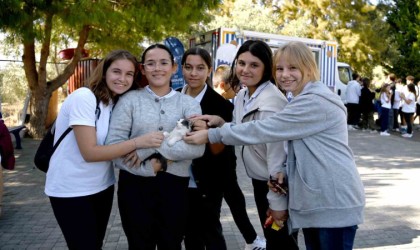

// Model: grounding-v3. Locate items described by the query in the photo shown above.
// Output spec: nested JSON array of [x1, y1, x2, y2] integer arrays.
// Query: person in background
[[359, 78, 376, 132], [0, 112, 16, 217], [346, 73, 361, 130], [415, 80, 420, 127], [45, 50, 165, 250], [105, 44, 205, 250], [387, 74, 397, 132], [379, 83, 392, 136], [400, 83, 417, 138], [185, 41, 365, 250], [213, 64, 240, 100], [212, 63, 267, 250], [394, 78, 404, 132]]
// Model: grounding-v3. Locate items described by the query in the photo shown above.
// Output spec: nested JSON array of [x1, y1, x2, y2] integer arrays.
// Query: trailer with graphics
[[189, 27, 352, 103]]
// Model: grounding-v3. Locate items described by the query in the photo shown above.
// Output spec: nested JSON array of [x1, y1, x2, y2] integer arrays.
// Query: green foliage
[[274, 0, 390, 77], [0, 0, 222, 136], [0, 63, 27, 104], [385, 0, 420, 80], [204, 0, 280, 33]]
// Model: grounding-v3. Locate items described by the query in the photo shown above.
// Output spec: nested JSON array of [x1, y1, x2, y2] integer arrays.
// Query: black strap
[[52, 127, 73, 152]]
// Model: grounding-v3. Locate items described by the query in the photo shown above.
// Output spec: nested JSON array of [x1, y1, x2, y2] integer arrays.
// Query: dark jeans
[[118, 170, 189, 250], [223, 167, 257, 244], [403, 112, 414, 134], [252, 179, 299, 250], [380, 107, 390, 132], [49, 185, 114, 250], [184, 188, 226, 250], [303, 225, 358, 250]]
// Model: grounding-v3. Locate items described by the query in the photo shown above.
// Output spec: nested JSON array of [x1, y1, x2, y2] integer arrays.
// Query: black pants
[[49, 185, 114, 250], [252, 179, 299, 250], [392, 109, 400, 129], [223, 167, 257, 244], [184, 188, 226, 250], [118, 170, 189, 250], [347, 103, 360, 126], [403, 112, 414, 134]]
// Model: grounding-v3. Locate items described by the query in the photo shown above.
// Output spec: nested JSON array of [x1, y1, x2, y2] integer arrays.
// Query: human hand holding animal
[[133, 131, 164, 148], [163, 119, 192, 146], [189, 115, 225, 128]]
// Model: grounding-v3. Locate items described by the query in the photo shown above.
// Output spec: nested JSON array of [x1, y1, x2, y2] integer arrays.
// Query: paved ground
[[0, 128, 419, 249]]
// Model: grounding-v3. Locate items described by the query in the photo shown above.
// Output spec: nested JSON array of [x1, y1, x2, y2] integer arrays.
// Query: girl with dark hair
[[359, 78, 376, 132], [191, 40, 298, 249], [182, 47, 265, 250], [105, 44, 205, 249], [45, 50, 165, 249]]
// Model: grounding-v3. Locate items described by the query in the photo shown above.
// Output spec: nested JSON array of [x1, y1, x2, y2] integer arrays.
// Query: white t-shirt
[[346, 80, 361, 104], [402, 92, 416, 113], [381, 92, 391, 109], [45, 88, 115, 197]]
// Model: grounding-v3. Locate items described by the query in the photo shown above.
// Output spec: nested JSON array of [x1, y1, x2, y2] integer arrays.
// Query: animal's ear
[[184, 119, 192, 128]]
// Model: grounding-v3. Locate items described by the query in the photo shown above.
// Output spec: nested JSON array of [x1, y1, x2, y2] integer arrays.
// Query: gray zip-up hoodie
[[209, 81, 365, 230]]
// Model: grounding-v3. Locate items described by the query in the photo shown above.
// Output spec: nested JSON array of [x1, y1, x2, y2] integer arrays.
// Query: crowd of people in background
[[346, 72, 420, 138]]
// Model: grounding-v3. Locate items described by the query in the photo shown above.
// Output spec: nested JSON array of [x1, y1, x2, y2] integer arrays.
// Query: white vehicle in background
[[189, 27, 352, 103]]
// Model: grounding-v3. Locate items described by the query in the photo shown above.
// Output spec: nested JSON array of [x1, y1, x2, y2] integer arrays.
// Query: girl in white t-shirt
[[380, 83, 392, 136], [45, 50, 165, 249], [400, 83, 418, 137]]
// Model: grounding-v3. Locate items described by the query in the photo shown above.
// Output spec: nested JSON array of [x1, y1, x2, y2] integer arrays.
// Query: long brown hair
[[88, 50, 140, 105]]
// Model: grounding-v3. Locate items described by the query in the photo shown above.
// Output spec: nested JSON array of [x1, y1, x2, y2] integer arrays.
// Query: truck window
[[338, 66, 351, 85]]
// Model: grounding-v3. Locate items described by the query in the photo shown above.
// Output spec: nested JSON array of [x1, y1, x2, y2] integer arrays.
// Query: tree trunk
[[29, 88, 52, 138]]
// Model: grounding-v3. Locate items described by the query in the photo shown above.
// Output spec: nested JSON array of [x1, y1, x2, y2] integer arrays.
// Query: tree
[[204, 0, 280, 33], [273, 0, 390, 76], [385, 0, 420, 80], [0, 0, 220, 138]]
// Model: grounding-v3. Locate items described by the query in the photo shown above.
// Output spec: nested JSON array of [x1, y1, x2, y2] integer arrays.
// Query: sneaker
[[380, 131, 390, 136], [347, 125, 356, 131], [370, 130, 378, 134], [402, 133, 413, 138], [245, 236, 266, 250]]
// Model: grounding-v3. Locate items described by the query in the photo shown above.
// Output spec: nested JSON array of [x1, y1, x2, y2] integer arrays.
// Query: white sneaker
[[348, 125, 356, 131], [402, 133, 413, 138], [380, 131, 390, 136], [245, 235, 266, 250]]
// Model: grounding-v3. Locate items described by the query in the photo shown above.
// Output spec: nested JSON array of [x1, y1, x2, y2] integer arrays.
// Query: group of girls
[[46, 39, 365, 250]]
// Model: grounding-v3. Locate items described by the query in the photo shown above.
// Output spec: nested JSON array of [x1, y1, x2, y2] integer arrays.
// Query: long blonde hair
[[273, 41, 319, 95]]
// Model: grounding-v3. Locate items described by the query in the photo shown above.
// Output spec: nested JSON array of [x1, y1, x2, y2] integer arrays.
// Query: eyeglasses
[[183, 64, 208, 73], [142, 60, 172, 71]]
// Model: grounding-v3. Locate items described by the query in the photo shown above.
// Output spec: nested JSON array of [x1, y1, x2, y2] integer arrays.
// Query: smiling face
[[235, 52, 264, 95], [183, 55, 211, 92], [275, 55, 304, 96], [105, 59, 135, 96], [140, 48, 177, 93]]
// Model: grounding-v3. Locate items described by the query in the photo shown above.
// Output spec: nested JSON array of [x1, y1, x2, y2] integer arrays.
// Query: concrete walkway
[[0, 129, 419, 249]]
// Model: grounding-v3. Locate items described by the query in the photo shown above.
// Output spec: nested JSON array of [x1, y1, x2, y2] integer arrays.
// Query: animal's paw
[[163, 132, 169, 138]]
